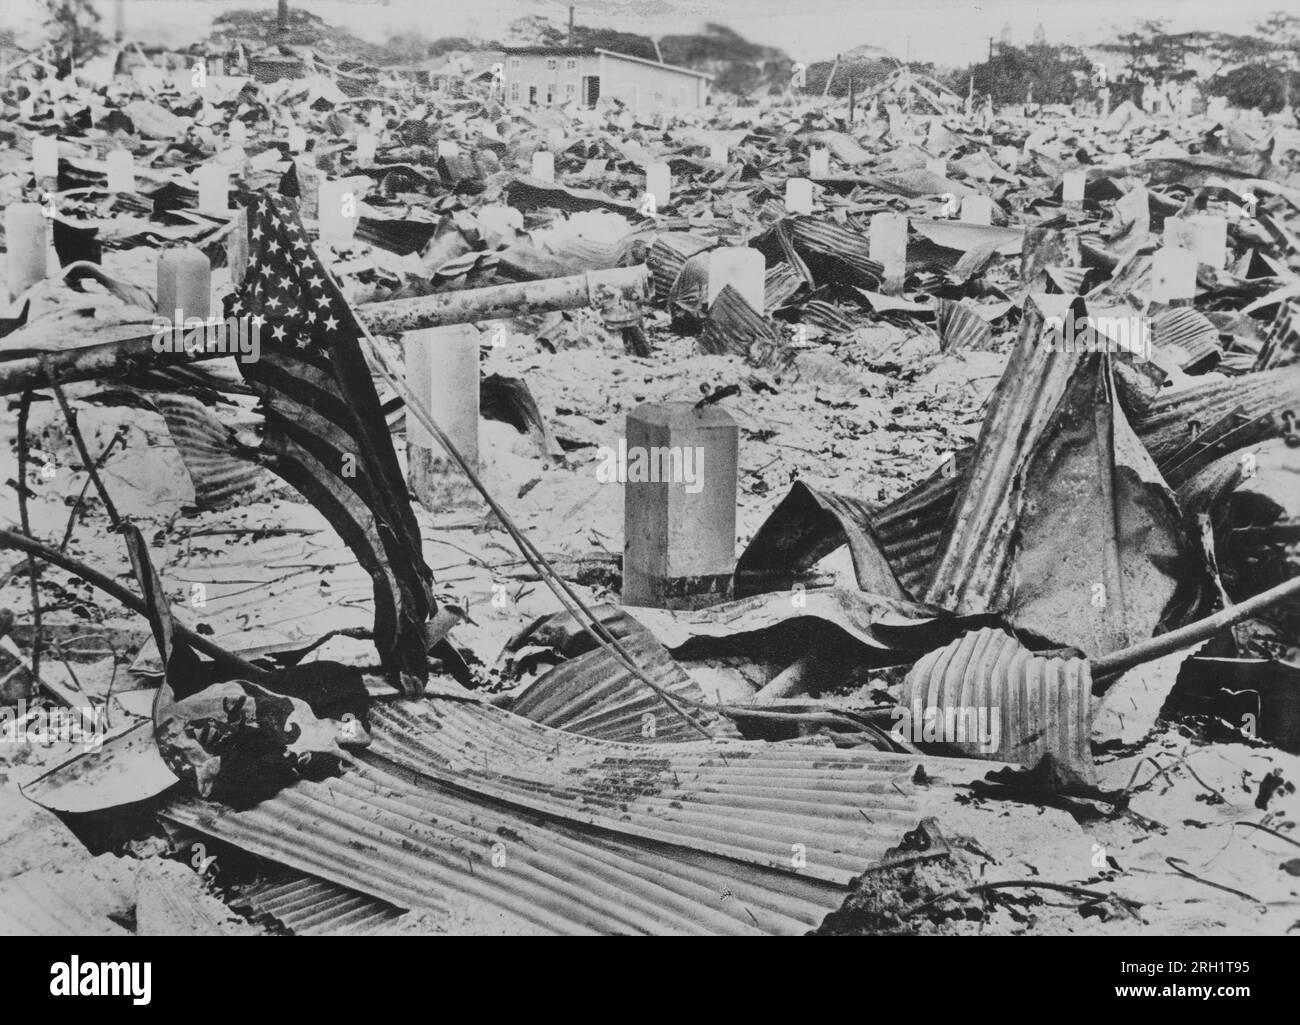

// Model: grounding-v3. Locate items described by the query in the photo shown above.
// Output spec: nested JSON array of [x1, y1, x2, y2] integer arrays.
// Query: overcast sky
[[4, 0, 1290, 66]]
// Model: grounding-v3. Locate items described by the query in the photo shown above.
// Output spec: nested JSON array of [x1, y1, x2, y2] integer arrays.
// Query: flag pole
[[314, 255, 716, 739]]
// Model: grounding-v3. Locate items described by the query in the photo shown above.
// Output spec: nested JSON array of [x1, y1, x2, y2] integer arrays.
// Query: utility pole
[[987, 36, 995, 103], [568, 5, 574, 46], [278, 0, 289, 38]]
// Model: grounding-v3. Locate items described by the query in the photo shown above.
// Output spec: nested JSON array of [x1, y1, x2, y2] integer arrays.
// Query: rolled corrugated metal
[[901, 627, 1094, 779]]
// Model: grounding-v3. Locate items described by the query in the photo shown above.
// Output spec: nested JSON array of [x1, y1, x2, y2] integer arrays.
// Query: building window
[[509, 57, 520, 69], [546, 57, 557, 70], [565, 57, 577, 70], [565, 82, 576, 98], [510, 82, 520, 100]]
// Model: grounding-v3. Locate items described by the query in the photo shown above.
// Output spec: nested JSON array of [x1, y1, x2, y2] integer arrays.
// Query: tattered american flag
[[226, 190, 433, 695]]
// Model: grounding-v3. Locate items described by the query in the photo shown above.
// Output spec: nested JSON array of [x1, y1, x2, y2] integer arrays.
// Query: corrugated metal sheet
[[786, 218, 884, 290], [764, 262, 805, 313], [145, 392, 268, 509], [234, 874, 404, 935], [698, 284, 784, 364], [901, 627, 1094, 780], [935, 299, 994, 352], [162, 694, 1002, 935], [667, 250, 710, 318], [647, 232, 715, 300], [874, 456, 967, 597], [1002, 352, 1194, 658], [0, 865, 133, 936], [1256, 297, 1300, 371], [924, 296, 1080, 612], [1133, 364, 1300, 467], [916, 293, 1195, 653], [1150, 306, 1221, 371], [797, 299, 866, 334], [734, 480, 908, 599], [510, 618, 739, 742], [869, 364, 1299, 600]]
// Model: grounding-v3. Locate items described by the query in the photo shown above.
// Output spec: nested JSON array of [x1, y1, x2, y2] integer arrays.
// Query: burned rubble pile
[[1, 42, 1300, 937]]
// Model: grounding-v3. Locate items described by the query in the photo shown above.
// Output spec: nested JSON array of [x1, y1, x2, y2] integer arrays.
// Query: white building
[[502, 47, 713, 113]]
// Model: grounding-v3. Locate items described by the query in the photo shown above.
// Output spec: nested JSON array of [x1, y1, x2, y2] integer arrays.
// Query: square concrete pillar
[[621, 401, 738, 610], [405, 324, 480, 511]]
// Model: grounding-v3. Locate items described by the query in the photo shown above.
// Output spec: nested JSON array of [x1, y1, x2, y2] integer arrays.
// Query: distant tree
[[1210, 63, 1300, 114], [1199, 14, 1300, 113], [660, 23, 770, 65], [1100, 20, 1199, 87], [806, 55, 895, 97], [426, 36, 479, 58], [506, 16, 565, 48], [1255, 11, 1300, 108], [40, 0, 105, 66], [571, 27, 656, 61], [948, 41, 1089, 105]]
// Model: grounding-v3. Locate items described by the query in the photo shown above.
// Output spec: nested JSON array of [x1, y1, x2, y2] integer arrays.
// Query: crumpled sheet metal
[[140, 392, 268, 509], [873, 453, 971, 597], [626, 585, 959, 662], [162, 696, 999, 935], [648, 232, 715, 301], [1149, 307, 1221, 372], [510, 621, 739, 743], [733, 480, 907, 599], [924, 296, 1081, 614], [875, 363, 1300, 598], [1132, 364, 1300, 468], [480, 373, 563, 460], [756, 218, 883, 291], [505, 175, 637, 215], [901, 627, 1095, 781], [1256, 298, 1300, 371], [235, 874, 403, 935], [1002, 354, 1197, 657], [698, 284, 784, 364], [935, 299, 994, 352]]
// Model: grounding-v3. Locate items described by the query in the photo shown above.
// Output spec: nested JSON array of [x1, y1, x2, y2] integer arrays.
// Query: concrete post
[[621, 401, 738, 610]]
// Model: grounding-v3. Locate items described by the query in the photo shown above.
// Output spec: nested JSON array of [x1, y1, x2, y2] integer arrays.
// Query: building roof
[[503, 46, 714, 80]]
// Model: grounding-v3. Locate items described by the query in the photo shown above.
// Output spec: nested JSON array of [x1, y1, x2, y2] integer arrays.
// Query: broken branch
[[0, 527, 273, 684]]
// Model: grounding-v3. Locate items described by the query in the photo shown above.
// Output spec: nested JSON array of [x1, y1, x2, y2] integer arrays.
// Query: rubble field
[[2, 43, 1300, 936]]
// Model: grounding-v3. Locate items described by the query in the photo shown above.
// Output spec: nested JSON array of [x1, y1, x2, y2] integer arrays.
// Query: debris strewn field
[[2, 28, 1300, 938]]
